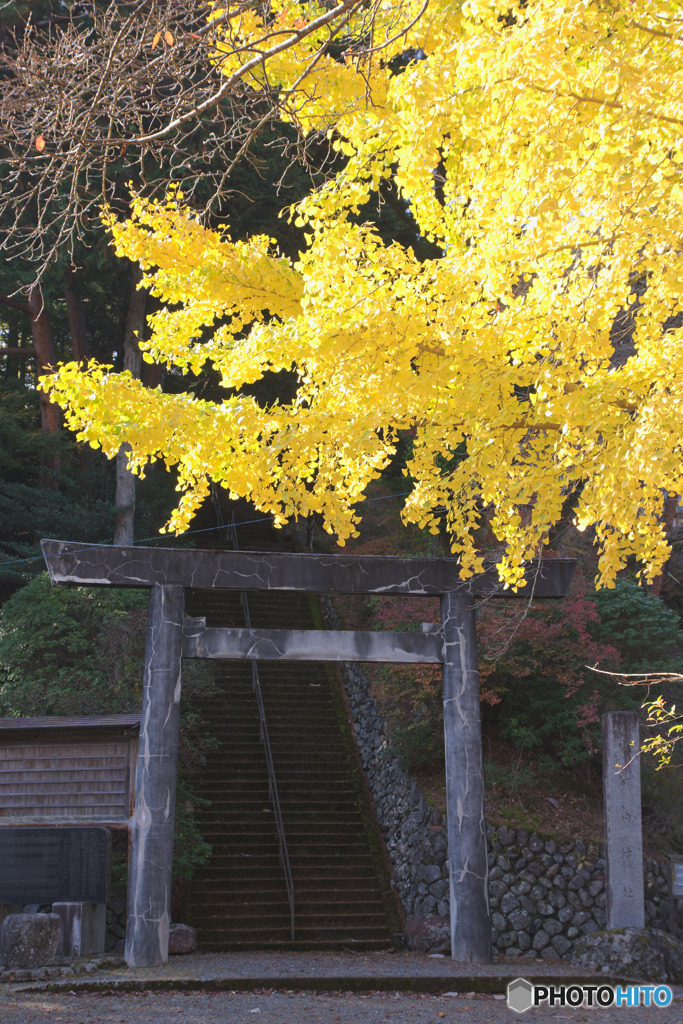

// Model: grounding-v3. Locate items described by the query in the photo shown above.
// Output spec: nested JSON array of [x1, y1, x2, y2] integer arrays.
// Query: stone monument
[[602, 710, 645, 929]]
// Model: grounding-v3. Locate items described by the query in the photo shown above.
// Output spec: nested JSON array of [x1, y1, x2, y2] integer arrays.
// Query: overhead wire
[[0, 489, 415, 569]]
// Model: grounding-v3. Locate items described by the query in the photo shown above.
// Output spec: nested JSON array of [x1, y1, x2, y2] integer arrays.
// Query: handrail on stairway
[[211, 487, 296, 942]]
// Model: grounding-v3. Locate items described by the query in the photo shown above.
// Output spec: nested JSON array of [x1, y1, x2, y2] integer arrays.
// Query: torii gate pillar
[[442, 589, 491, 962], [125, 584, 185, 966]]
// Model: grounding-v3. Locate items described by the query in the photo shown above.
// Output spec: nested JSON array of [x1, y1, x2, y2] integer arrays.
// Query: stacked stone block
[[487, 828, 604, 958]]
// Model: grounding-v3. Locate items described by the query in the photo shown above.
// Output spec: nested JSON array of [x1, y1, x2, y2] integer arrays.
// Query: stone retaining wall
[[321, 597, 681, 956], [485, 828, 675, 958]]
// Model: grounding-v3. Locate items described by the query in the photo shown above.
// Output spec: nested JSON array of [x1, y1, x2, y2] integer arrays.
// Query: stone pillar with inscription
[[125, 584, 185, 968], [602, 711, 645, 929], [441, 589, 492, 963]]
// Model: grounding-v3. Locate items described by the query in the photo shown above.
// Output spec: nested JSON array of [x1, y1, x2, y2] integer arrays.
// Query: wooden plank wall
[[0, 730, 138, 827]]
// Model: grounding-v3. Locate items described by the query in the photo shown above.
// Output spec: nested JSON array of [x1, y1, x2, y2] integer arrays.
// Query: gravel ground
[[1, 988, 682, 1024]]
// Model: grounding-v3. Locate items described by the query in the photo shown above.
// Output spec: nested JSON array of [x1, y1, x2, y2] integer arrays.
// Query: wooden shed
[[0, 714, 140, 828]]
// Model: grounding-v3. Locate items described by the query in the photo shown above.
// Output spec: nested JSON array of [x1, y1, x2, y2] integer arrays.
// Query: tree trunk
[[113, 264, 146, 546], [650, 491, 679, 597], [27, 287, 61, 487], [142, 359, 165, 390], [62, 264, 91, 364]]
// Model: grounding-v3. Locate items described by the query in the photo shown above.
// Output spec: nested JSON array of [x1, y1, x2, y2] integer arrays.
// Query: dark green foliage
[[0, 2, 60, 37], [489, 673, 630, 773], [391, 716, 444, 773], [0, 380, 117, 584], [0, 479, 117, 584], [0, 382, 44, 474], [214, 123, 313, 257], [0, 372, 182, 584], [476, 577, 681, 774], [592, 580, 683, 671], [172, 777, 213, 882], [484, 759, 533, 800], [0, 574, 146, 715], [0, 574, 218, 878], [641, 752, 683, 853], [370, 651, 443, 775], [479, 585, 627, 771]]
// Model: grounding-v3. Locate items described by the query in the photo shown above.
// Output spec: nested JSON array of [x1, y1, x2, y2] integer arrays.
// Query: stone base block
[[0, 913, 62, 968], [405, 915, 450, 954], [169, 923, 197, 955], [53, 903, 106, 958]]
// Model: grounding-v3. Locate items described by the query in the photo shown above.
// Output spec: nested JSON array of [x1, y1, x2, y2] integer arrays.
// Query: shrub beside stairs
[[183, 509, 401, 950]]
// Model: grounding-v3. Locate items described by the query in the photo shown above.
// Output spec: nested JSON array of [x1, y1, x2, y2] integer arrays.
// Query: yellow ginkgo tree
[[43, 0, 683, 589]]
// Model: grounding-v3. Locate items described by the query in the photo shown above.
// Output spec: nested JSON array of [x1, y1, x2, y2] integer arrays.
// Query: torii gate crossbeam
[[42, 539, 574, 968]]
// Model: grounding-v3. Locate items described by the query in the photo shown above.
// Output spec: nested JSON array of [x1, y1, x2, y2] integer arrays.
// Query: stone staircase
[[183, 505, 400, 950]]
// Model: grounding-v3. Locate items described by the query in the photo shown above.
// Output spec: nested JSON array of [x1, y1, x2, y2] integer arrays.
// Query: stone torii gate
[[42, 539, 574, 968]]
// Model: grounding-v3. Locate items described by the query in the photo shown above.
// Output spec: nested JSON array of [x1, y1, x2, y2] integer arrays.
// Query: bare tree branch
[[0, 0, 415, 285], [588, 666, 683, 687]]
